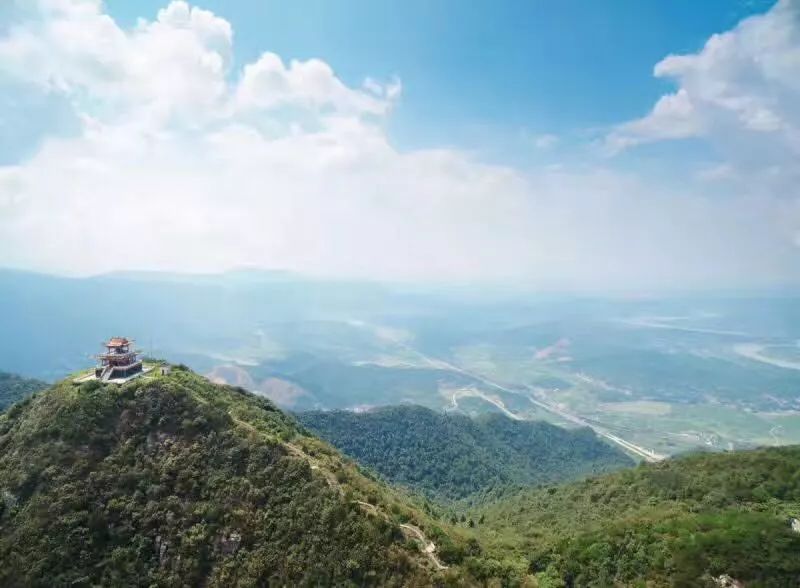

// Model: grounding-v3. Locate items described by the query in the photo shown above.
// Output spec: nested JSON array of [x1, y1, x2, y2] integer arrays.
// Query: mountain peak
[[0, 368, 462, 586]]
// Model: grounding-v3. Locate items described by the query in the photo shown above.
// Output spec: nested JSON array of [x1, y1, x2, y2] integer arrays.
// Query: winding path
[[230, 410, 448, 571], [399, 524, 448, 570], [354, 501, 448, 570], [369, 325, 664, 463]]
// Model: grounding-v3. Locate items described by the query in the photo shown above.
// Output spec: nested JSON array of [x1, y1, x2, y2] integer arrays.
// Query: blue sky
[[106, 0, 776, 154], [0, 0, 797, 290]]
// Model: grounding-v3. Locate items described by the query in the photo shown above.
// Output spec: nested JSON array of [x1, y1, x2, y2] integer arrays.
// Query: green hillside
[[0, 371, 46, 411], [4, 366, 800, 587], [297, 405, 633, 501], [471, 446, 800, 587], [0, 368, 480, 587]]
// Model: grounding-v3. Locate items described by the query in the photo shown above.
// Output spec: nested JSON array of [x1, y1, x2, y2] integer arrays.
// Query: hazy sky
[[0, 0, 798, 290]]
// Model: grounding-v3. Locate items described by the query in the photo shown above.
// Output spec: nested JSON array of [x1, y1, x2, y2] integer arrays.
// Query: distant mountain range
[[297, 405, 633, 500], [0, 268, 397, 381], [0, 371, 45, 411], [3, 267, 800, 454]]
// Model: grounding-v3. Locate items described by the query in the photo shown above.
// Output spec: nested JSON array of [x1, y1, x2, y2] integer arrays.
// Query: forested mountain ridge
[[3, 366, 799, 586], [297, 405, 633, 501], [0, 368, 483, 586], [471, 445, 800, 587], [0, 371, 46, 411]]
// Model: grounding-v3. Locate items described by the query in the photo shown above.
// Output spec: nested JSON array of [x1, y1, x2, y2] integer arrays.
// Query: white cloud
[[608, 0, 800, 163], [0, 0, 797, 290], [235, 53, 393, 117], [518, 130, 559, 151], [533, 133, 559, 150], [695, 163, 737, 183], [606, 89, 701, 153]]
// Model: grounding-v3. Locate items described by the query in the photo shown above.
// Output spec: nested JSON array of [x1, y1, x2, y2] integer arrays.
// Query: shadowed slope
[[297, 405, 633, 501]]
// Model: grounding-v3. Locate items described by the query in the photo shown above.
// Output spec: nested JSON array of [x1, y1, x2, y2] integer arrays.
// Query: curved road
[[376, 329, 665, 463]]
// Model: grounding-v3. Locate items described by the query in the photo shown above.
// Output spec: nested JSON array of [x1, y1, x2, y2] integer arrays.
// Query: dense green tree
[[0, 370, 467, 586], [0, 371, 45, 411], [3, 368, 800, 586], [472, 445, 800, 586], [297, 405, 632, 501]]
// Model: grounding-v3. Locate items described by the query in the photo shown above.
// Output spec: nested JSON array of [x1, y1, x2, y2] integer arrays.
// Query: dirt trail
[[284, 442, 343, 494], [399, 523, 448, 570], [354, 500, 381, 516], [228, 412, 345, 493], [354, 501, 447, 570], [231, 401, 447, 571], [286, 447, 448, 570], [230, 414, 258, 434]]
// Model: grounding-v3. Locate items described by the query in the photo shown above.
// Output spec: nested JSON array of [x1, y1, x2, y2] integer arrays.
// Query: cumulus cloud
[[604, 0, 800, 283], [235, 53, 397, 118], [608, 0, 800, 163], [0, 0, 797, 290]]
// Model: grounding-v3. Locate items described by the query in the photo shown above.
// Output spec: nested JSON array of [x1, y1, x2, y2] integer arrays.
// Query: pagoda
[[95, 337, 144, 382]]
